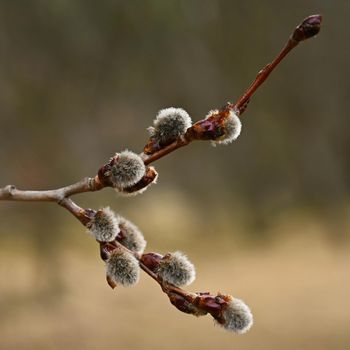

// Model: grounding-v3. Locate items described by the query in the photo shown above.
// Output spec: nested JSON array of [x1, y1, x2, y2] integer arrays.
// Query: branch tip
[[292, 14, 322, 42]]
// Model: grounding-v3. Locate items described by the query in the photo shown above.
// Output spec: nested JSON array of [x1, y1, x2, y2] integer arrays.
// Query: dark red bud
[[292, 14, 322, 42], [99, 242, 118, 261]]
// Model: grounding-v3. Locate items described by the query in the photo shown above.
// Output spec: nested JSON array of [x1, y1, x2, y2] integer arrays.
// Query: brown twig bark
[[0, 15, 321, 204]]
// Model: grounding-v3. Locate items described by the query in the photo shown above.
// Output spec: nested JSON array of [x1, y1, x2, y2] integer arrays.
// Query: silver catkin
[[207, 110, 242, 146], [115, 166, 158, 197], [216, 297, 253, 334], [88, 207, 119, 242], [110, 150, 146, 189], [156, 251, 196, 287], [106, 249, 140, 287], [117, 216, 147, 254], [148, 107, 192, 144]]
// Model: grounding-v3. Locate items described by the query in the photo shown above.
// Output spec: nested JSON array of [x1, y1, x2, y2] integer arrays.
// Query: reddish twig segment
[[230, 14, 322, 116]]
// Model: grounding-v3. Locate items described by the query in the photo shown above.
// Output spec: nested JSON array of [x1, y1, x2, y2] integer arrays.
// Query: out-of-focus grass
[[1, 215, 349, 350]]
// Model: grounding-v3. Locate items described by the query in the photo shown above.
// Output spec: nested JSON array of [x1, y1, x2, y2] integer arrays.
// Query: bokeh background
[[0, 1, 349, 349]]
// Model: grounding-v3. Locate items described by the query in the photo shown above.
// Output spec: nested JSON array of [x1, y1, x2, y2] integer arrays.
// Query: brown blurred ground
[[0, 1, 349, 349]]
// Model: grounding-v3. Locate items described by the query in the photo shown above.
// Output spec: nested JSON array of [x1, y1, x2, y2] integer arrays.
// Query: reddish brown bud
[[292, 14, 322, 42], [194, 293, 228, 320], [106, 274, 117, 289], [168, 292, 207, 316], [186, 109, 229, 141], [143, 138, 161, 155], [97, 162, 114, 187], [140, 252, 163, 273], [99, 242, 117, 261]]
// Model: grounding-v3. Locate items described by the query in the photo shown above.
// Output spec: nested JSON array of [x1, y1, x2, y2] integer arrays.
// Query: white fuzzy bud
[[106, 249, 140, 287], [110, 150, 146, 189], [209, 110, 242, 146], [88, 207, 119, 242], [115, 166, 158, 197], [117, 216, 147, 254], [217, 297, 253, 334], [148, 107, 192, 144], [157, 251, 196, 287]]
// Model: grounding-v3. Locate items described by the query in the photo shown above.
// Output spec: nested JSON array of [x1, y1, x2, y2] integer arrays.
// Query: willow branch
[[0, 15, 322, 200], [0, 176, 102, 202], [143, 14, 322, 165]]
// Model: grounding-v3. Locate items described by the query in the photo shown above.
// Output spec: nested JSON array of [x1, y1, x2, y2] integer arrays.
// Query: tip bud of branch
[[292, 14, 322, 42]]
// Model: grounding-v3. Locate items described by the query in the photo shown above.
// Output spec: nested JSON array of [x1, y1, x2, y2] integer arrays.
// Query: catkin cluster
[[1, 14, 323, 335], [85, 107, 250, 333]]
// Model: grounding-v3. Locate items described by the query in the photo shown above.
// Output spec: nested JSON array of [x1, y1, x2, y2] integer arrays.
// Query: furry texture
[[117, 216, 147, 254], [157, 251, 196, 287], [148, 107, 192, 144], [88, 207, 119, 242], [209, 110, 242, 146], [217, 297, 253, 334], [115, 166, 158, 197], [106, 249, 140, 287], [110, 150, 146, 189]]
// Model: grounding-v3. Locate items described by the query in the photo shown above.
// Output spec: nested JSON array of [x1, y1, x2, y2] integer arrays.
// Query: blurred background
[[0, 0, 349, 349]]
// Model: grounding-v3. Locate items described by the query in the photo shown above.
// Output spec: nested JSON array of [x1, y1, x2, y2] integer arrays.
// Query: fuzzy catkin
[[88, 207, 119, 242], [106, 250, 140, 287], [148, 107, 192, 144], [208, 110, 242, 146], [117, 216, 147, 254], [157, 251, 196, 287], [217, 298, 253, 334], [115, 166, 158, 197], [110, 150, 146, 189]]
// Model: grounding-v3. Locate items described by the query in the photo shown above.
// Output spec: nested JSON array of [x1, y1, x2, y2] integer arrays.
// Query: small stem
[[0, 177, 101, 202], [230, 14, 322, 116], [231, 39, 298, 115], [143, 136, 190, 166], [58, 198, 91, 225]]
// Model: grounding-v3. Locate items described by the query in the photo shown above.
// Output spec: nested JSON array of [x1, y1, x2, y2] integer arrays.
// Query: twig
[[143, 14, 322, 164], [0, 15, 321, 202], [0, 177, 102, 202]]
